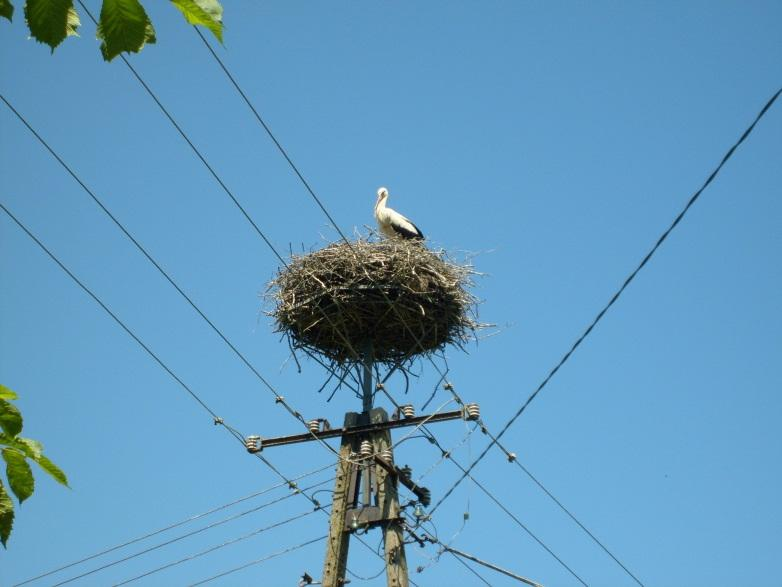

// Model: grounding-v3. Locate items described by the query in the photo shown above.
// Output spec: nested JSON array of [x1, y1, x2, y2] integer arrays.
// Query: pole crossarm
[[246, 407, 478, 452]]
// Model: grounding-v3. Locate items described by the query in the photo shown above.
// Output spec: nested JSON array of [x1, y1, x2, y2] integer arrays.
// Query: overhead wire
[[187, 28, 645, 585], [192, 31, 780, 564], [411, 521, 543, 587], [377, 388, 588, 586], [113, 508, 321, 586], [428, 84, 782, 539], [7, 16, 537, 587], [1, 162, 415, 587], [0, 202, 223, 424], [192, 23, 465, 385], [18, 11, 750, 585], [404, 516, 487, 585], [0, 91, 364, 468], [71, 3, 387, 462], [45, 478, 332, 587], [0, 203, 343, 585], [12, 463, 332, 586], [186, 535, 327, 586]]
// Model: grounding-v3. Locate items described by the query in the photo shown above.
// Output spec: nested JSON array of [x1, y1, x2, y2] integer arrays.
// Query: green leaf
[[0, 0, 13, 22], [96, 0, 155, 61], [0, 436, 65, 486], [0, 385, 18, 401], [0, 400, 22, 438], [2, 448, 34, 504], [0, 481, 14, 548], [0, 434, 41, 457], [13, 437, 43, 460], [23, 0, 80, 52], [170, 0, 222, 43], [34, 454, 68, 487]]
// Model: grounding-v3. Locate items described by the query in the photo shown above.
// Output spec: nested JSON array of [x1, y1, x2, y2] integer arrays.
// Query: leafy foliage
[[2, 449, 34, 504], [0, 0, 13, 21], [3, 0, 223, 60], [0, 399, 22, 438], [96, 0, 155, 61], [23, 0, 80, 51], [0, 386, 68, 548], [0, 385, 19, 400], [0, 484, 12, 547], [170, 0, 222, 43]]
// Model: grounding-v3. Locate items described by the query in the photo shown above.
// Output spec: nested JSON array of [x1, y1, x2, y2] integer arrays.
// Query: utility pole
[[244, 352, 479, 587], [321, 407, 409, 587], [374, 416, 408, 587], [323, 344, 407, 586], [322, 412, 358, 586]]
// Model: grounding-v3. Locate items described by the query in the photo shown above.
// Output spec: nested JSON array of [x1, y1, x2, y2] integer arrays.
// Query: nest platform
[[268, 238, 480, 365]]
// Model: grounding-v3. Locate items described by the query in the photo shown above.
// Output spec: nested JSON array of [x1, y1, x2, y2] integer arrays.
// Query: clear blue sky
[[1, 2, 780, 586]]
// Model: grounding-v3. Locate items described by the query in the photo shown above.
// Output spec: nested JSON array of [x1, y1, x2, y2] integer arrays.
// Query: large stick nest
[[267, 238, 482, 365]]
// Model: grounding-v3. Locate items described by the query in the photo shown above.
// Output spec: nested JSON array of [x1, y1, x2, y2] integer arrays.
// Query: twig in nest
[[266, 237, 485, 368]]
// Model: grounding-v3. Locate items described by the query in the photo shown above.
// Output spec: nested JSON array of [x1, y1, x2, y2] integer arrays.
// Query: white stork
[[374, 187, 425, 240]]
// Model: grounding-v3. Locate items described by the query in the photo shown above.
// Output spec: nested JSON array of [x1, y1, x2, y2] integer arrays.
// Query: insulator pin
[[380, 448, 393, 464], [401, 404, 415, 418], [463, 403, 480, 421], [245, 435, 262, 453], [307, 419, 320, 433], [360, 440, 373, 458]]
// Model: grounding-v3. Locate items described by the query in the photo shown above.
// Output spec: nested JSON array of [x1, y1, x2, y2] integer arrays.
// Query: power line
[[75, 2, 288, 268], [428, 84, 782, 535], [511, 458, 643, 586], [0, 93, 365, 469], [186, 30, 621, 581], [13, 463, 332, 586], [46, 478, 331, 587], [1, 100, 416, 587], [434, 446, 588, 586], [1, 205, 413, 586], [409, 521, 543, 587], [440, 382, 644, 587], [114, 508, 320, 586], [192, 27, 352, 246], [76, 6, 383, 412], [191, 26, 467, 378], [0, 202, 222, 423], [186, 31, 644, 586], [46, 13, 761, 586], [189, 39, 779, 587], [378, 388, 588, 586], [0, 202, 341, 585], [446, 545, 541, 586], [448, 551, 493, 586], [186, 534, 327, 586]]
